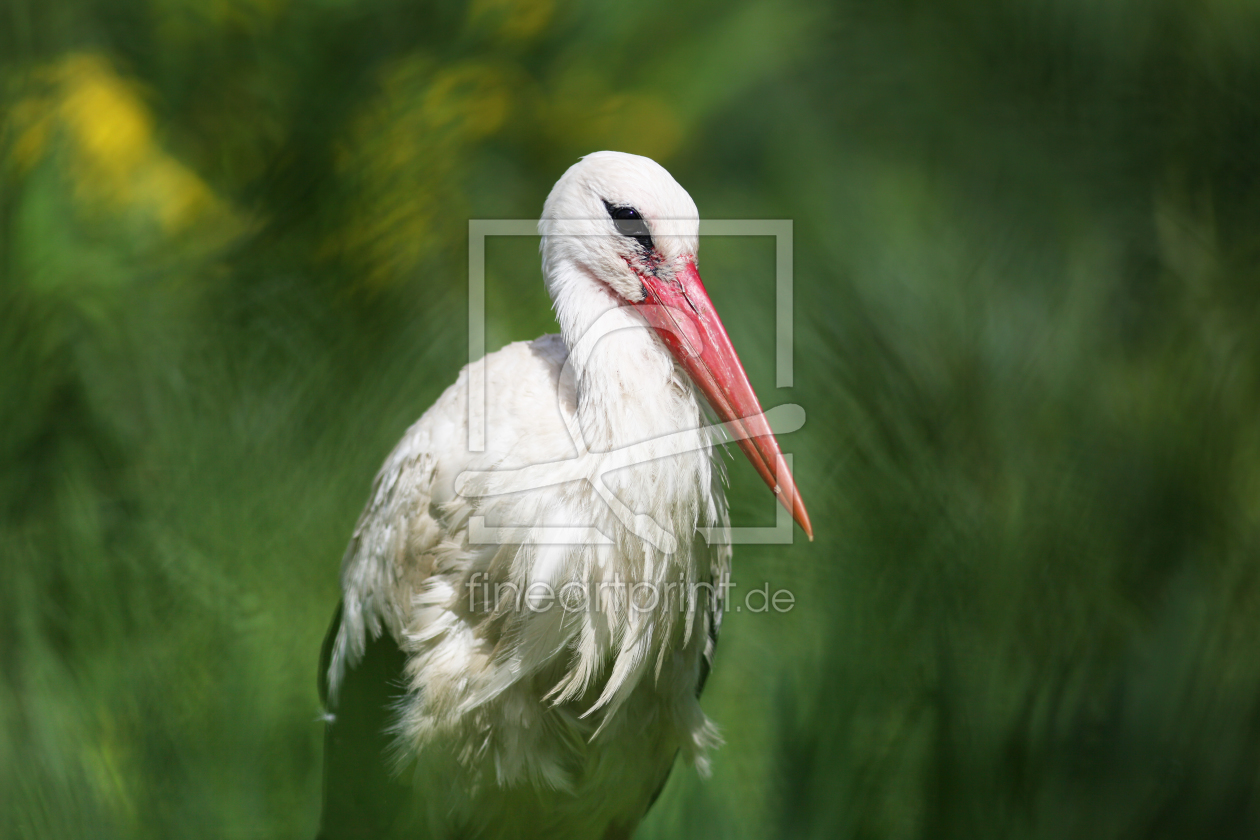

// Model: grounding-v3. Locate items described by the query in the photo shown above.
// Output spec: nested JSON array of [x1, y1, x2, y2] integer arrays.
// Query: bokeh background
[[6, 0, 1260, 837]]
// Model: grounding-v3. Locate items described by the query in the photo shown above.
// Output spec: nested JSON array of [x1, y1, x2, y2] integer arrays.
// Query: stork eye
[[602, 200, 654, 251]]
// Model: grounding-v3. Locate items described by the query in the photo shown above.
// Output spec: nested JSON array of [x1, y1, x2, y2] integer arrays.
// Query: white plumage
[[318, 151, 811, 840]]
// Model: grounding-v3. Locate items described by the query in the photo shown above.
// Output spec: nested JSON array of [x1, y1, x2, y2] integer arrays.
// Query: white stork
[[317, 151, 813, 840]]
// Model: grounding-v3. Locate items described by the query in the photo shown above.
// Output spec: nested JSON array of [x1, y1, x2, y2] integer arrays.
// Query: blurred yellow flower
[[7, 53, 237, 236], [331, 58, 520, 289], [468, 0, 555, 42], [543, 72, 684, 162]]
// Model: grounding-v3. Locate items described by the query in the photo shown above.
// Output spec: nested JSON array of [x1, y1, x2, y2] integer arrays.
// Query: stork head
[[540, 150, 699, 304], [539, 151, 813, 540]]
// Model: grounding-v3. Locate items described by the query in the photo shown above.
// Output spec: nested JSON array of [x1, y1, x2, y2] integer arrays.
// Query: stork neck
[[548, 260, 701, 452]]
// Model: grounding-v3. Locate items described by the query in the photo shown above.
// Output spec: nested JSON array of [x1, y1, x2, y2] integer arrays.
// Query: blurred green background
[[6, 0, 1260, 837]]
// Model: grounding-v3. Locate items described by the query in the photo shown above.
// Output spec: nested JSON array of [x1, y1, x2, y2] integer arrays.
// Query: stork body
[[318, 152, 811, 839]]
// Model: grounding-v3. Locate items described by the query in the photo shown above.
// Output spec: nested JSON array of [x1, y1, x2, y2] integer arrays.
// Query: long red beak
[[632, 260, 813, 540]]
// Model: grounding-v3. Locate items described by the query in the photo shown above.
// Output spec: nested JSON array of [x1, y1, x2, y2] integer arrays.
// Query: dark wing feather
[[695, 581, 723, 699], [316, 601, 414, 840]]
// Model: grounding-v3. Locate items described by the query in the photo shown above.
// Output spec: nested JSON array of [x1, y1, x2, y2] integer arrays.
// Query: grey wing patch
[[328, 418, 443, 706]]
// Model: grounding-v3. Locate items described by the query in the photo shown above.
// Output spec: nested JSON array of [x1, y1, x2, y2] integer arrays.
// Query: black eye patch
[[602, 200, 654, 251]]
